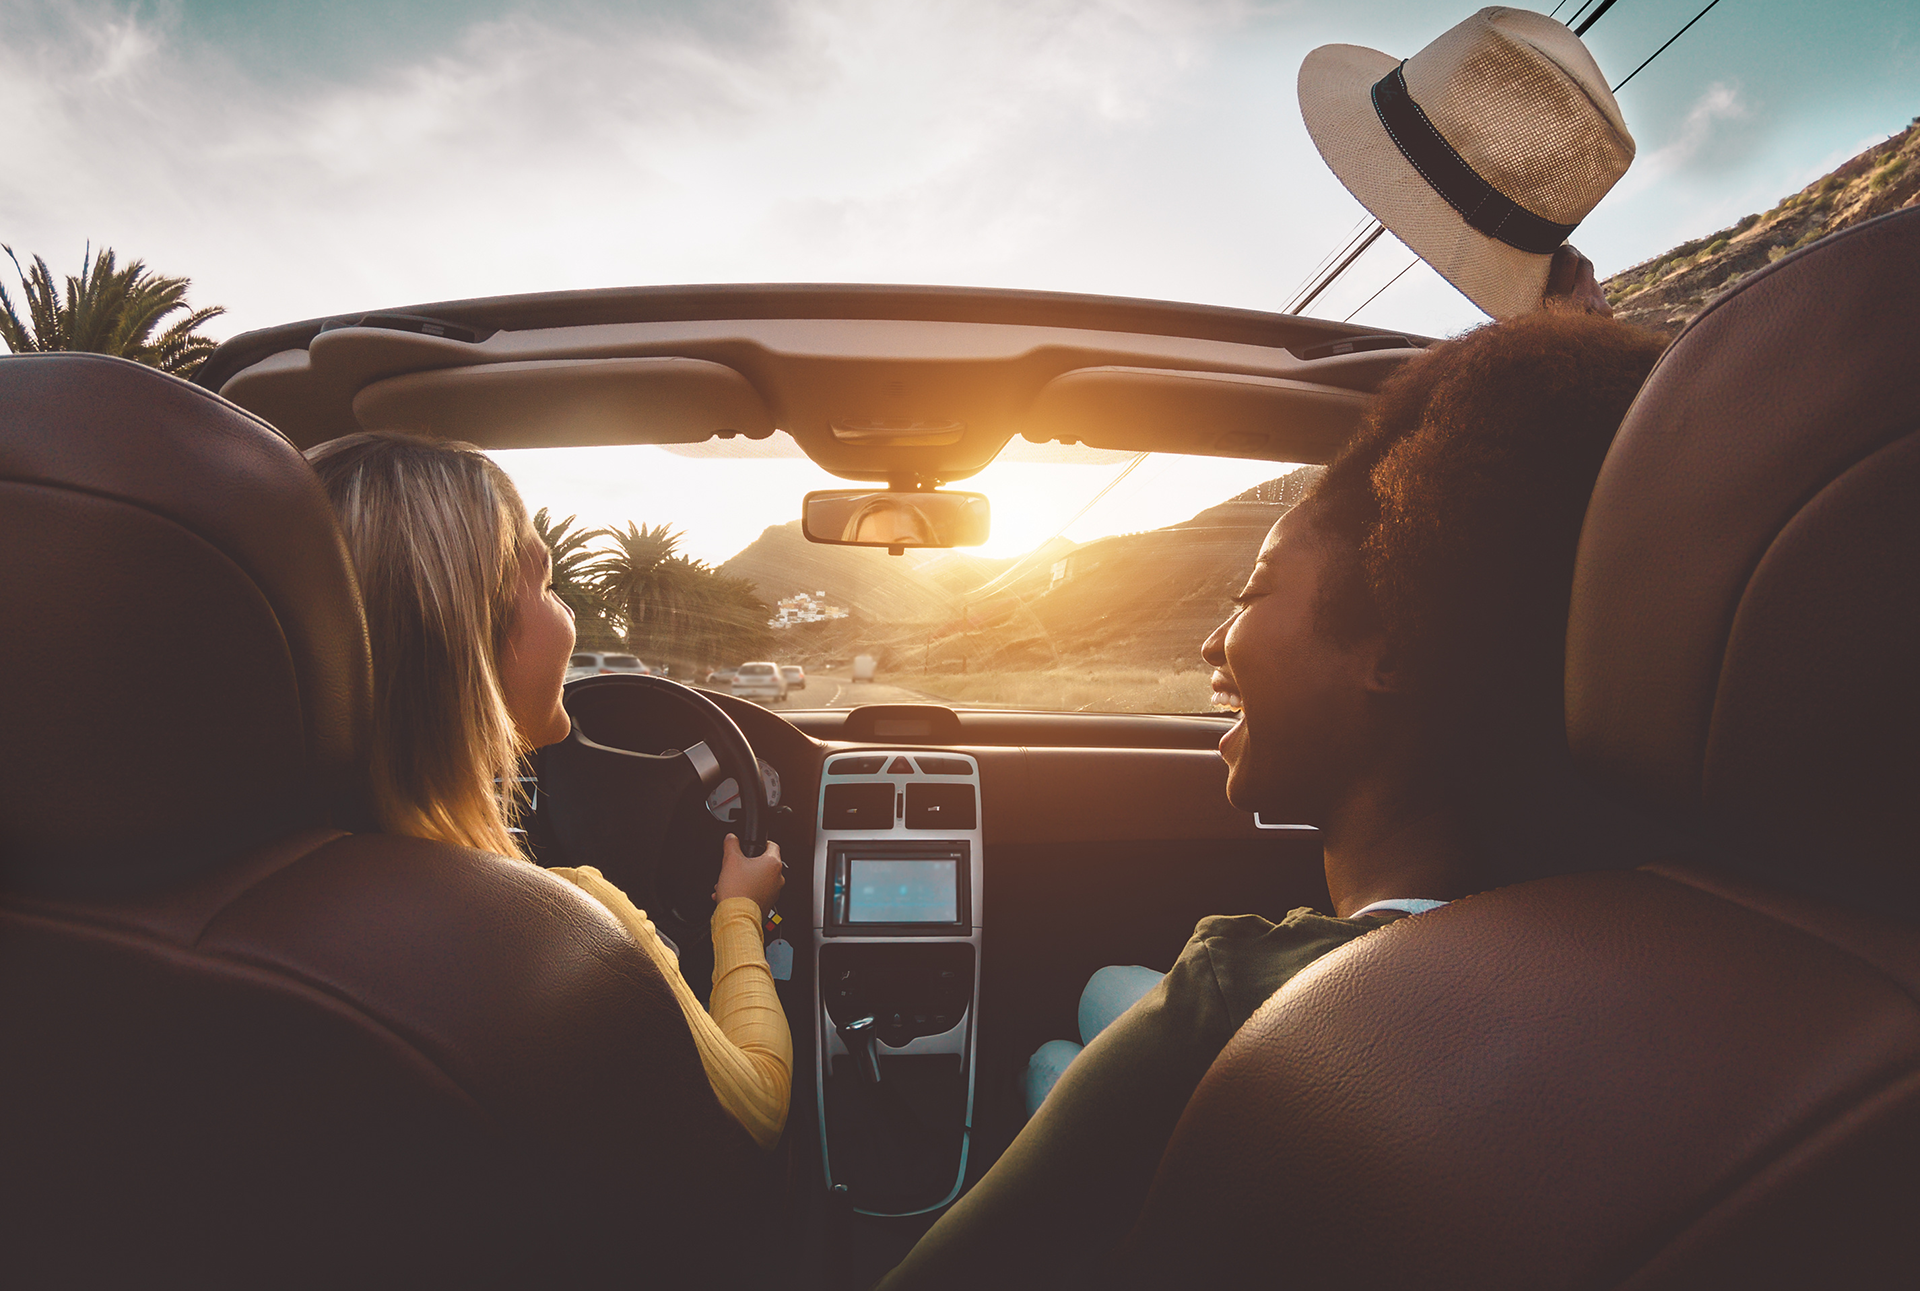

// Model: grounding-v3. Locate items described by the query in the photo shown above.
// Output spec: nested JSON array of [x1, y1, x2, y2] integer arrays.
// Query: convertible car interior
[[2, 205, 1915, 1288]]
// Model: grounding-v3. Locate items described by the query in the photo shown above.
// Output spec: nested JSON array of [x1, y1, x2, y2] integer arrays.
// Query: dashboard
[[619, 688, 1329, 1218]]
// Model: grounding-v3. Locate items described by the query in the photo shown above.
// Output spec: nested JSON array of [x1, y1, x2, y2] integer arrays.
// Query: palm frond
[[531, 508, 618, 632], [150, 304, 227, 375], [2, 247, 65, 352], [0, 243, 224, 372]]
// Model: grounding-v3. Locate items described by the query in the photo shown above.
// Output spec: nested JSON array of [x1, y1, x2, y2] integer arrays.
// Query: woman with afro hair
[[883, 309, 1672, 1290]]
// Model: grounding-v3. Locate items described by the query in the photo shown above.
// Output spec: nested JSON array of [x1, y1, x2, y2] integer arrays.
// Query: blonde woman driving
[[305, 432, 792, 1150]]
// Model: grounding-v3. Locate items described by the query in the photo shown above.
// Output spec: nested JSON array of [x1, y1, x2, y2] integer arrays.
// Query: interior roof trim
[[195, 281, 1433, 395]]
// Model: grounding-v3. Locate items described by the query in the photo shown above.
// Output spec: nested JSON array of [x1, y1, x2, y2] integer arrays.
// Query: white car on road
[[566, 652, 649, 682], [730, 661, 788, 702]]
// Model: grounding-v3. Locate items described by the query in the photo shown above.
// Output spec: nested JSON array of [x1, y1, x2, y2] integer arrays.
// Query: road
[[777, 671, 939, 710]]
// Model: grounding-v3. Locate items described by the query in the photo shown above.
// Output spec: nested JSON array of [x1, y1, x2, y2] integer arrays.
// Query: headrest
[[1567, 208, 1920, 889], [0, 355, 371, 897]]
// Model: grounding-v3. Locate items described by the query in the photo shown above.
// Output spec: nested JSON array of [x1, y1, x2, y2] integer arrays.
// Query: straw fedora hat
[[1299, 7, 1634, 318]]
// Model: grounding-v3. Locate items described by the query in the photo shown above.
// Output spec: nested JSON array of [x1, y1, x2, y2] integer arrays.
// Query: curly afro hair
[[1298, 310, 1669, 761]]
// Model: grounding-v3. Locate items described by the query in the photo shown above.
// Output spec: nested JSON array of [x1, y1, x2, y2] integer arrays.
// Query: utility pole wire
[[1612, 0, 1727, 92], [1342, 257, 1419, 323], [1283, 215, 1376, 311], [1286, 223, 1385, 315], [1573, 0, 1620, 37]]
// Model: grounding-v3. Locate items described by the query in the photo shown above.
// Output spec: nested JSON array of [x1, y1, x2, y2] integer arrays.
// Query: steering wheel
[[529, 674, 769, 938]]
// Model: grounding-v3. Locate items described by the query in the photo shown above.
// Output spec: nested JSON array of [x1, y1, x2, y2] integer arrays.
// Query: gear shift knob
[[836, 1014, 882, 1086]]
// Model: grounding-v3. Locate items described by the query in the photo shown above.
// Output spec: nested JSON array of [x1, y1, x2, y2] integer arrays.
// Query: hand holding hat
[[1299, 7, 1633, 318], [1544, 243, 1612, 315]]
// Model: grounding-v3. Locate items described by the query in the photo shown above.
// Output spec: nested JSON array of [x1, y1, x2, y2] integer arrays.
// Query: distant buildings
[[768, 590, 849, 629]]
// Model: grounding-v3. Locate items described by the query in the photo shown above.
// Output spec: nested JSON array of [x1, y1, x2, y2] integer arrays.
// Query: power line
[[1286, 223, 1385, 315], [1573, 0, 1621, 37], [1612, 0, 1727, 92], [1563, 0, 1602, 28], [1282, 215, 1376, 312], [1342, 256, 1419, 322]]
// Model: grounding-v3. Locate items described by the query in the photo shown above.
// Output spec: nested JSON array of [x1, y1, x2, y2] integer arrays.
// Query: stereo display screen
[[846, 858, 959, 924]]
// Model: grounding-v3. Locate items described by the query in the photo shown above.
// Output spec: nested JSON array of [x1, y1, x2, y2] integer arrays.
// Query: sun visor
[[349, 357, 776, 449], [221, 324, 500, 448], [1020, 366, 1370, 463]]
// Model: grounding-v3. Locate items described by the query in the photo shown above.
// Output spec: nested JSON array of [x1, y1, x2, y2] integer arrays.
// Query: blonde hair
[[306, 432, 539, 856]]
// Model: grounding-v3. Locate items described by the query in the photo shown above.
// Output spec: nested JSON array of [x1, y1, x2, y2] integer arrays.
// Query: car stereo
[[812, 749, 983, 1216], [825, 842, 970, 934]]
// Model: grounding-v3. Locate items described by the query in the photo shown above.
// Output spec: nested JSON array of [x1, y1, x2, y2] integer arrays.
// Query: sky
[[5, 0, 1916, 561]]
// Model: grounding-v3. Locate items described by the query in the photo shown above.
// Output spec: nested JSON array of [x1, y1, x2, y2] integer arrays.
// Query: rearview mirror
[[801, 490, 990, 552]]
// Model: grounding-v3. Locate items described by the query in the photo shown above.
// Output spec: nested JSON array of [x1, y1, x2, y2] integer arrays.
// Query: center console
[[813, 751, 982, 1216]]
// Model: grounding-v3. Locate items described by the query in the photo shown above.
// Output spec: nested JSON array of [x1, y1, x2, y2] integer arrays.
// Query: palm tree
[[590, 522, 695, 660], [0, 244, 226, 376], [532, 508, 621, 650], [700, 571, 775, 663], [532, 508, 598, 605], [589, 523, 772, 671]]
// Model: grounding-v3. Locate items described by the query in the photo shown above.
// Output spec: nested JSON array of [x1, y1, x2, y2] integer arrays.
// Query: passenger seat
[[1115, 207, 1920, 1290]]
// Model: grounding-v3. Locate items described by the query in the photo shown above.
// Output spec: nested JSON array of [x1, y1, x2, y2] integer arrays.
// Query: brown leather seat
[[0, 355, 766, 1288], [1118, 208, 1920, 1289]]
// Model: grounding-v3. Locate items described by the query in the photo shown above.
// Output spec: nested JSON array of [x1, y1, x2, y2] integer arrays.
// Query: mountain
[[717, 520, 1015, 622], [1603, 117, 1920, 335], [715, 472, 1319, 671], [860, 468, 1323, 672], [1006, 469, 1325, 668]]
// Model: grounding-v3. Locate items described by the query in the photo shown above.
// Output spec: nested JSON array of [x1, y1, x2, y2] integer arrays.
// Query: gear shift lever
[[836, 1014, 882, 1086]]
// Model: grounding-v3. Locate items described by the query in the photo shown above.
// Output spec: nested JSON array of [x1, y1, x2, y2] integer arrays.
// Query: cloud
[[0, 0, 1255, 336], [1614, 80, 1753, 197], [15, 0, 1897, 348]]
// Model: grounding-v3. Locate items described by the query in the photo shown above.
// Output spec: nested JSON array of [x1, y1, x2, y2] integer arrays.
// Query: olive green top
[[882, 907, 1409, 1291]]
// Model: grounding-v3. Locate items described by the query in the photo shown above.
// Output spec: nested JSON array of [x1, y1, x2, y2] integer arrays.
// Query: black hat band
[[1371, 62, 1578, 256]]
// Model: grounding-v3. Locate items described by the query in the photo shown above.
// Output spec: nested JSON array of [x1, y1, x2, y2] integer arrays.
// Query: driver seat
[[1118, 207, 1920, 1288], [0, 355, 766, 1287]]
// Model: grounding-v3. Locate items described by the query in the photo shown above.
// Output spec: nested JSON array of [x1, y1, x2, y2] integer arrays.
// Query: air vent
[[905, 784, 976, 830], [824, 783, 895, 830]]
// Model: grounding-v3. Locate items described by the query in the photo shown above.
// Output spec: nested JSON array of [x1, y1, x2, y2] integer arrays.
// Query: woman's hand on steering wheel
[[714, 833, 784, 920]]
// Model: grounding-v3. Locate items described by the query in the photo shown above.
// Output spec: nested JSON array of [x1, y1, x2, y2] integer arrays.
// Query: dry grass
[[907, 666, 1217, 713]]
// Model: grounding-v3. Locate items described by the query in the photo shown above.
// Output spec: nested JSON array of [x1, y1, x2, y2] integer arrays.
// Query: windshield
[[497, 435, 1314, 714]]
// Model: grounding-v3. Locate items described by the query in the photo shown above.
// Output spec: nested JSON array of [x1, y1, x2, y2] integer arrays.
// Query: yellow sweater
[[548, 866, 792, 1150]]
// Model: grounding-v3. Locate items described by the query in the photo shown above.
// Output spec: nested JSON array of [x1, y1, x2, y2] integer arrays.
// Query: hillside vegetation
[[1603, 117, 1920, 334]]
